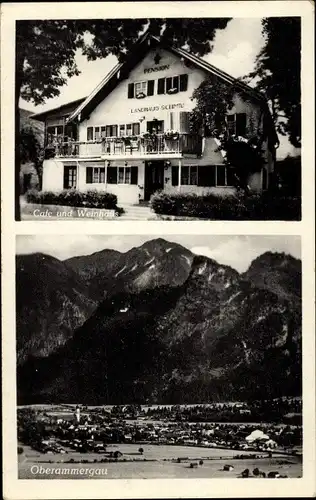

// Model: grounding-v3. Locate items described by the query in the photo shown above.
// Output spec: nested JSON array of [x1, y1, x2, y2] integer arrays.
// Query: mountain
[[16, 253, 97, 364], [242, 251, 301, 303], [16, 239, 193, 365], [16, 241, 302, 405], [20, 108, 44, 143], [65, 238, 193, 298]]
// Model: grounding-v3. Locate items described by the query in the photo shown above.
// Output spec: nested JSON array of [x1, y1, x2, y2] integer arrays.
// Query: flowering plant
[[163, 130, 180, 140]]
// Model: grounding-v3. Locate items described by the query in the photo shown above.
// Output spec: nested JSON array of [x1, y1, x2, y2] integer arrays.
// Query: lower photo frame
[[15, 234, 303, 482]]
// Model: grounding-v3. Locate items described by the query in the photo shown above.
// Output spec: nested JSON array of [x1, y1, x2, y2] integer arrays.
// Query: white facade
[[41, 44, 276, 205]]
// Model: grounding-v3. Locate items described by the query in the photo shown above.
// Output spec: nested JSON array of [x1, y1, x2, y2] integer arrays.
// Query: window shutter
[[169, 112, 174, 130], [132, 123, 140, 135], [166, 77, 173, 92], [157, 78, 165, 95], [131, 166, 138, 185], [113, 125, 118, 137], [216, 166, 226, 186], [87, 127, 93, 141], [86, 167, 93, 184], [179, 74, 188, 92], [179, 112, 190, 133], [63, 166, 68, 189], [173, 76, 179, 92], [107, 167, 118, 184], [172, 166, 179, 186], [147, 80, 154, 96], [226, 167, 236, 187], [197, 166, 216, 187], [128, 83, 134, 98], [105, 126, 111, 137], [236, 113, 247, 136]]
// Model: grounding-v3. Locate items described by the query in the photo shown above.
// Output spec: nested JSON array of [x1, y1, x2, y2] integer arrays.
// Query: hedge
[[26, 189, 123, 213], [150, 191, 301, 221]]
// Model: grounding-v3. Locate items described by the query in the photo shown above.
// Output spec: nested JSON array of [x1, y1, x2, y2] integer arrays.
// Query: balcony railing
[[48, 134, 202, 159]]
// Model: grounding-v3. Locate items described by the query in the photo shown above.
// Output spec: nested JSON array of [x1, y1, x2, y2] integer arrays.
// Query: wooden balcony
[[49, 134, 202, 160]]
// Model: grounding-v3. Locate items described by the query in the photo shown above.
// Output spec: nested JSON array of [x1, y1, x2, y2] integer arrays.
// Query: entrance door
[[144, 161, 165, 201]]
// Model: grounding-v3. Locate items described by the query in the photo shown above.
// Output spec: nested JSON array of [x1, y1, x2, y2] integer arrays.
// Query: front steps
[[119, 204, 159, 220]]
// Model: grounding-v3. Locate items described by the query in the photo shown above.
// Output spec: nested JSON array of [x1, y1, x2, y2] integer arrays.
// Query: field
[[18, 443, 302, 479]]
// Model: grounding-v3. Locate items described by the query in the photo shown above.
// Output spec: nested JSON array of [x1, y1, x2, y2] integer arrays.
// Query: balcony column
[[105, 160, 108, 188], [76, 160, 79, 190], [178, 159, 182, 191]]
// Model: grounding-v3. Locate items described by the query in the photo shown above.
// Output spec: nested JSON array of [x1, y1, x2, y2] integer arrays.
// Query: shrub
[[26, 189, 120, 211], [150, 191, 301, 220], [17, 446, 24, 455]]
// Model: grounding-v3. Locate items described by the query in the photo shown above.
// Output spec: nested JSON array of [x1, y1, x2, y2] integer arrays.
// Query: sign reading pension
[[144, 65, 170, 74], [131, 103, 185, 113]]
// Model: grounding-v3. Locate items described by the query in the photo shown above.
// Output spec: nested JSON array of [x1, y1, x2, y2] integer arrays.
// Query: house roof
[[30, 97, 87, 121], [67, 32, 267, 124]]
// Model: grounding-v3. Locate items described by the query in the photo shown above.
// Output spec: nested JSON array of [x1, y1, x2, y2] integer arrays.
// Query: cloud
[[17, 235, 301, 270], [205, 41, 256, 79], [191, 236, 301, 273]]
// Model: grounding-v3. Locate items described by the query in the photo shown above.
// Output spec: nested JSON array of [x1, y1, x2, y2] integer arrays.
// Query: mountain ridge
[[16, 240, 302, 404]]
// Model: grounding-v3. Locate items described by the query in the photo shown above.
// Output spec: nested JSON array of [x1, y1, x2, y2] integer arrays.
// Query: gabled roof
[[30, 97, 86, 121], [67, 32, 266, 124]]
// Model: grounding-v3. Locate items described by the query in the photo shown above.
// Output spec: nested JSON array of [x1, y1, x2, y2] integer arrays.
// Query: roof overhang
[[30, 97, 87, 122], [67, 33, 266, 125]]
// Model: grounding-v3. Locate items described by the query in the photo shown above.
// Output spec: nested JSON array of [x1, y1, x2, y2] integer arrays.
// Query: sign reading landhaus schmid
[[131, 103, 185, 113]]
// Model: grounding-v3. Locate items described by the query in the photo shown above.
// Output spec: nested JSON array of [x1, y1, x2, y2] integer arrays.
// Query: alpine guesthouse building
[[32, 33, 278, 205]]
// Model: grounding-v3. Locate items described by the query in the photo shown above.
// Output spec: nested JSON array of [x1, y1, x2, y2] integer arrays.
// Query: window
[[46, 125, 64, 145], [147, 120, 164, 134], [197, 166, 216, 187], [128, 79, 154, 99], [105, 125, 118, 137], [226, 113, 247, 136], [107, 166, 138, 184], [135, 81, 147, 97], [87, 127, 94, 141], [157, 74, 188, 95], [118, 167, 131, 184], [118, 123, 140, 137], [172, 165, 234, 187], [63, 166, 77, 189], [86, 167, 105, 184], [181, 166, 198, 185], [47, 125, 63, 137]]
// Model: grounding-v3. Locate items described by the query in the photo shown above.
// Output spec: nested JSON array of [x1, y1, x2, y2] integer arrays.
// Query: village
[[18, 400, 302, 479]]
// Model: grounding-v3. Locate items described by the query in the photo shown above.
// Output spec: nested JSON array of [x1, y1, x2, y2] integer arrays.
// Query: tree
[[16, 18, 231, 219], [20, 126, 44, 189], [138, 447, 144, 455], [190, 78, 266, 192], [248, 18, 301, 148]]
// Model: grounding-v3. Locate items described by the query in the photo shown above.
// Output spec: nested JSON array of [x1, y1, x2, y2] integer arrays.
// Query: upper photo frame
[[16, 16, 301, 221]]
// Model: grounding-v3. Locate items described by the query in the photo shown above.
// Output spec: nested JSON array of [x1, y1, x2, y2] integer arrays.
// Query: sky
[[20, 18, 264, 114], [19, 18, 297, 158], [16, 235, 301, 273]]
